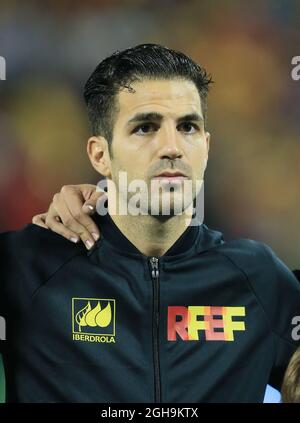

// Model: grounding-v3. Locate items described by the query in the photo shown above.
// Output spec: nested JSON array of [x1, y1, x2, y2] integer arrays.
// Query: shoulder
[[1, 222, 85, 255], [0, 223, 86, 281], [218, 234, 298, 288], [0, 224, 89, 314], [199, 223, 267, 262], [201, 224, 287, 272], [200, 224, 300, 298], [203, 227, 300, 336]]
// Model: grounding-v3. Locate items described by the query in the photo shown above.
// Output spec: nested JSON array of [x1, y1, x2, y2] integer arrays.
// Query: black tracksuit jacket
[[0, 212, 299, 403]]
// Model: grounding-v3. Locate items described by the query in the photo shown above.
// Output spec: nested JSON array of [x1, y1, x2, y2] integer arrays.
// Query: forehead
[[116, 78, 203, 120]]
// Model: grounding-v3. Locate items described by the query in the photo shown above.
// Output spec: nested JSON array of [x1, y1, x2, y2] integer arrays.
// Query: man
[[0, 43, 299, 403]]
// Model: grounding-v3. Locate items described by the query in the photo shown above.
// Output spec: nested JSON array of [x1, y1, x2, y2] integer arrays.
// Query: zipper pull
[[149, 257, 159, 278]]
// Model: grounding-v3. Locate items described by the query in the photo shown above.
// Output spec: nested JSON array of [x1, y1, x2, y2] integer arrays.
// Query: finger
[[61, 186, 101, 242], [82, 190, 105, 215], [45, 213, 81, 244], [79, 184, 98, 202], [52, 193, 96, 249], [32, 213, 49, 229]]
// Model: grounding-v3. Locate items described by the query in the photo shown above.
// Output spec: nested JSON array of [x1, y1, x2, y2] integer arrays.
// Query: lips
[[153, 171, 187, 178], [152, 171, 188, 186]]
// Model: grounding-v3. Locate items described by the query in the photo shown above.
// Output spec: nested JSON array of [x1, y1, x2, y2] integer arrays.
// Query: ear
[[87, 136, 112, 178], [205, 131, 210, 154], [203, 131, 210, 170]]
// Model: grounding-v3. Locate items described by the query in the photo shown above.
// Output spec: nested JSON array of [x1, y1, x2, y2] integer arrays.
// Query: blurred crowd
[[0, 0, 300, 268]]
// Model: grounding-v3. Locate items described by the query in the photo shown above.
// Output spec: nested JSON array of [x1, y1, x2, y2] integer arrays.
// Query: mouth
[[152, 171, 188, 183]]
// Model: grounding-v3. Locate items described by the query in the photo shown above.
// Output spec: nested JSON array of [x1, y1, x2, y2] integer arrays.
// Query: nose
[[157, 123, 183, 160]]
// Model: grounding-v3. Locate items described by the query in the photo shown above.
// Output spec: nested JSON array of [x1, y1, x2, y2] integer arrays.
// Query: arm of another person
[[32, 184, 103, 250]]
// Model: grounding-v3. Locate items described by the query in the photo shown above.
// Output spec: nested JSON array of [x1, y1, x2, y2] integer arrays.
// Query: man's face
[[105, 78, 210, 217]]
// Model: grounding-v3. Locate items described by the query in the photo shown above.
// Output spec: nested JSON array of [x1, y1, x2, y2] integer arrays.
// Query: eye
[[132, 123, 158, 135], [179, 122, 199, 134]]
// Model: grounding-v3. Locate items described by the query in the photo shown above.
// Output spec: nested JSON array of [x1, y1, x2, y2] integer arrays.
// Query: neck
[[107, 198, 193, 257]]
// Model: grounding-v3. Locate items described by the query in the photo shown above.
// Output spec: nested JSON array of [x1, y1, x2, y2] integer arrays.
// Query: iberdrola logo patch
[[72, 298, 116, 343]]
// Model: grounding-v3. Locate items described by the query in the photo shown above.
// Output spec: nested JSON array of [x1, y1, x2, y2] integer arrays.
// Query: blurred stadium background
[[1, 0, 300, 403]]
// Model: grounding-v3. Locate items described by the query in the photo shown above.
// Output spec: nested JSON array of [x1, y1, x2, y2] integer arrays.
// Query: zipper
[[149, 256, 161, 403]]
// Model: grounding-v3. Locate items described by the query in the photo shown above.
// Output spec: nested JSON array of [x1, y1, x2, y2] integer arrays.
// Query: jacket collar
[[92, 209, 201, 257]]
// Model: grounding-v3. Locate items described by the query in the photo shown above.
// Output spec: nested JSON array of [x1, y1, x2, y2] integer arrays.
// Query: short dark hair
[[83, 43, 213, 155]]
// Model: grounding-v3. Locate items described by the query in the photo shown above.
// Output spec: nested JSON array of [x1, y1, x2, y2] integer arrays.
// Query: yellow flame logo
[[75, 301, 112, 332]]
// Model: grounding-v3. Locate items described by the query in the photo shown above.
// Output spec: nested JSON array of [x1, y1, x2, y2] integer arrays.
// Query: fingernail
[[70, 237, 79, 243], [85, 240, 93, 250], [86, 204, 94, 211], [92, 232, 99, 241]]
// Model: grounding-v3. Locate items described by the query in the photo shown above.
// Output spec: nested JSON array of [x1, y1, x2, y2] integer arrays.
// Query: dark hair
[[83, 43, 213, 155], [281, 348, 300, 403]]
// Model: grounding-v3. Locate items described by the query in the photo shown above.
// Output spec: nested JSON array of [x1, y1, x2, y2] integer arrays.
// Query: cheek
[[111, 157, 146, 185], [189, 148, 208, 177]]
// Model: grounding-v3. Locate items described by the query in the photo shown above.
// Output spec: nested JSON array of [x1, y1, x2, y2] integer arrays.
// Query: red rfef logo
[[167, 306, 245, 341]]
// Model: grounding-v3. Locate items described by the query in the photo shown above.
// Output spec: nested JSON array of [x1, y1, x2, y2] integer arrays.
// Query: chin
[[147, 193, 187, 217]]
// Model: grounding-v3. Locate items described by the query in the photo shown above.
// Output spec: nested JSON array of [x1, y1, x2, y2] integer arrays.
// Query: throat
[[109, 213, 192, 257]]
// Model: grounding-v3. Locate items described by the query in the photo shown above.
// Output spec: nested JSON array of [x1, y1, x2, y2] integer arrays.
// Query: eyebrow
[[126, 112, 204, 126]]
